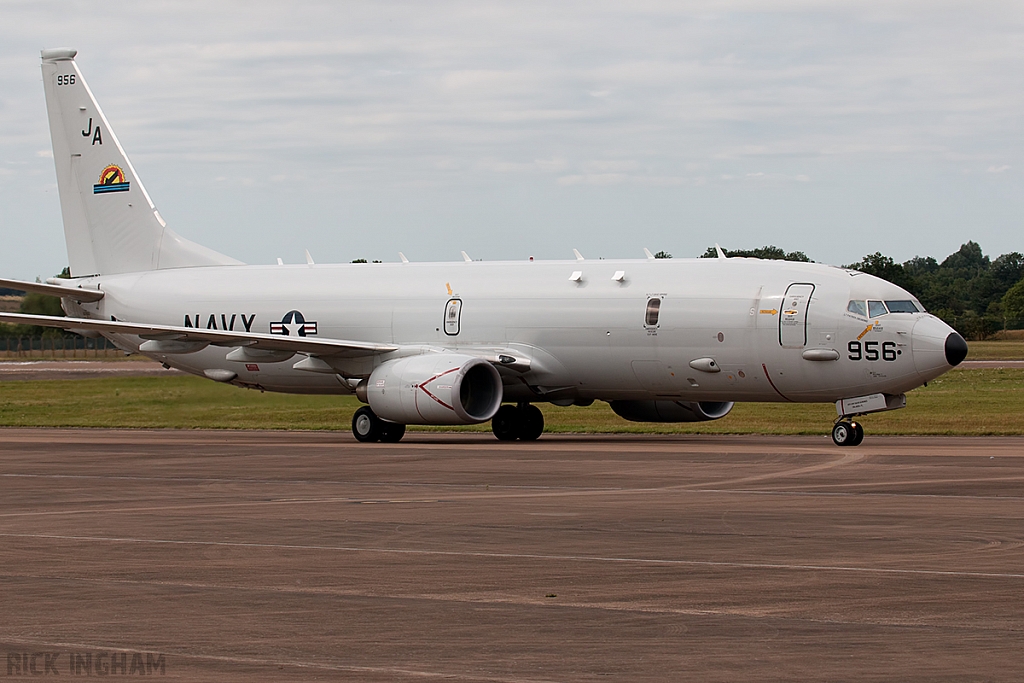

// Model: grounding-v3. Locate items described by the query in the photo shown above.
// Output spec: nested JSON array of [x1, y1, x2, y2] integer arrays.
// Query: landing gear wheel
[[850, 421, 864, 446], [492, 404, 522, 441], [832, 421, 856, 447], [492, 404, 546, 441], [380, 422, 406, 443], [517, 403, 544, 441], [353, 406, 384, 442]]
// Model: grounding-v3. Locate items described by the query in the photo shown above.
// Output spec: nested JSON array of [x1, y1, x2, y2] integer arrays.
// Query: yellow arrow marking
[[759, 309, 778, 315], [446, 282, 453, 296], [856, 323, 875, 340]]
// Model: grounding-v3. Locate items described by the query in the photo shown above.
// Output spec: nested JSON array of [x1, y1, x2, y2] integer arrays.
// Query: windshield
[[849, 298, 924, 318], [884, 300, 919, 313]]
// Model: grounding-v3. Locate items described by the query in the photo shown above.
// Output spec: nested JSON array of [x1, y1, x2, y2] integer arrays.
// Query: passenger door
[[779, 283, 814, 348]]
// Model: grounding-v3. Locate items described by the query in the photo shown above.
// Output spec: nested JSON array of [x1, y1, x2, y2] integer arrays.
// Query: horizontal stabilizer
[[0, 312, 397, 358], [0, 278, 104, 303]]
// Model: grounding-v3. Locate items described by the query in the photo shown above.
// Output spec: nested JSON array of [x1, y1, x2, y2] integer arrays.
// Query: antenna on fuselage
[[573, 248, 584, 261], [461, 251, 472, 262], [399, 252, 409, 263], [304, 249, 315, 265], [714, 243, 728, 259], [643, 248, 655, 261]]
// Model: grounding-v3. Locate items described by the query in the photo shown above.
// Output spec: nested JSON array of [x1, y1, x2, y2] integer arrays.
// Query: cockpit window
[[884, 300, 919, 313], [868, 300, 888, 317], [847, 300, 867, 317]]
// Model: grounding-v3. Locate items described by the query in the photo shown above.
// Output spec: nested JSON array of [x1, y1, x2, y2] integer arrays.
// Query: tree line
[[701, 242, 1024, 339], [4, 243, 1023, 341], [0, 290, 68, 339]]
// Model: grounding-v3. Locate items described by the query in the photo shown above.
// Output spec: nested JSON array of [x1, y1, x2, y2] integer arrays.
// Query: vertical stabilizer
[[40, 49, 241, 276]]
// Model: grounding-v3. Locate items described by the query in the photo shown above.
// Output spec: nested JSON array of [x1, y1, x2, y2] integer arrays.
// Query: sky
[[1, 0, 1022, 280]]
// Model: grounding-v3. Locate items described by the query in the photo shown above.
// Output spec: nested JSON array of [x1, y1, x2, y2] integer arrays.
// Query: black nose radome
[[944, 332, 968, 367]]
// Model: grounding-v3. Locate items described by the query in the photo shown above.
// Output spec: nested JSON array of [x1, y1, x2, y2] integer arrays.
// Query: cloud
[[0, 0, 1022, 277], [483, 157, 570, 173], [557, 173, 629, 186], [718, 172, 812, 183]]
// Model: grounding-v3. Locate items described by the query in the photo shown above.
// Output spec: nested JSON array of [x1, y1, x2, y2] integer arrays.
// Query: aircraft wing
[[0, 312, 397, 357], [0, 278, 104, 303]]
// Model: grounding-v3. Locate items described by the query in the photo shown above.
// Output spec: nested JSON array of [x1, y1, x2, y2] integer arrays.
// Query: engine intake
[[609, 400, 734, 423], [365, 354, 503, 425]]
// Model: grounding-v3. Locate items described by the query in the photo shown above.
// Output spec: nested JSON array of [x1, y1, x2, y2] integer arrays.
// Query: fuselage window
[[884, 300, 919, 313], [645, 298, 661, 327], [867, 300, 888, 317], [847, 300, 867, 317], [444, 298, 462, 335]]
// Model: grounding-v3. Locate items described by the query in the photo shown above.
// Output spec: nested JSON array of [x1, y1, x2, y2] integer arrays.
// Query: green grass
[[966, 340, 1024, 360], [0, 369, 1021, 435]]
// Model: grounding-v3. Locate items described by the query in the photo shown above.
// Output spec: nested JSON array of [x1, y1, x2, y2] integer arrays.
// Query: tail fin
[[40, 49, 241, 276]]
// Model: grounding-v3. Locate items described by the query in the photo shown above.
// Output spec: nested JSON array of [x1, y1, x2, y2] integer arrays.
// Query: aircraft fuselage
[[66, 255, 954, 404]]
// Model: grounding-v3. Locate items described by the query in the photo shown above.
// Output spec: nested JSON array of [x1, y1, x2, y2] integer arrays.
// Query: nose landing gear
[[831, 419, 864, 447], [830, 393, 906, 447]]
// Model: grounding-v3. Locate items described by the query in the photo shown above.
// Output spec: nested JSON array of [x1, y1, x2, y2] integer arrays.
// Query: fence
[[0, 336, 122, 359]]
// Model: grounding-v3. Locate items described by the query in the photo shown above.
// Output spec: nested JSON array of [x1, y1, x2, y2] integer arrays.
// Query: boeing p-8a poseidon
[[1, 49, 969, 446]]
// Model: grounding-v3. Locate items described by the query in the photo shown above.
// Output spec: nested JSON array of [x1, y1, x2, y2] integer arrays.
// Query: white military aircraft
[[1, 49, 968, 446]]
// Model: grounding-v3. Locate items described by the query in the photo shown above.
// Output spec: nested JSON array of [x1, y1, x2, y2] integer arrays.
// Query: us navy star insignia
[[270, 310, 317, 336]]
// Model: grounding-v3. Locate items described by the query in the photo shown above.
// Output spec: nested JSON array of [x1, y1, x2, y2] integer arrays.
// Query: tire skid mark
[[4, 531, 1024, 580]]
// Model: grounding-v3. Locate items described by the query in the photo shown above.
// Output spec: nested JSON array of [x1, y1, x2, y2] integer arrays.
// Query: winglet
[[715, 243, 727, 259], [41, 48, 77, 62], [643, 248, 655, 261]]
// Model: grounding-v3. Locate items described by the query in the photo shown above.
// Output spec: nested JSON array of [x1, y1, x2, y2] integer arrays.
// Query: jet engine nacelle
[[365, 354, 503, 425], [609, 400, 734, 423]]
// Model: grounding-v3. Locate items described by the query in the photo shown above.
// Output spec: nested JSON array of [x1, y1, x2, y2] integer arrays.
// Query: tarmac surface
[[960, 359, 1024, 369], [2, 429, 1022, 681]]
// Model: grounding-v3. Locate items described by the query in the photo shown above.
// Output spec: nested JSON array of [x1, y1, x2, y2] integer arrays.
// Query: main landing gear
[[492, 403, 544, 441], [831, 419, 864, 447], [351, 403, 546, 443], [352, 406, 406, 443]]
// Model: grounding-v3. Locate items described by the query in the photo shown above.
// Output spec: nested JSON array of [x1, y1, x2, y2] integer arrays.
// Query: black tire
[[492, 404, 521, 441], [850, 421, 864, 446], [831, 421, 853, 447], [518, 403, 544, 441], [353, 406, 384, 442], [380, 422, 406, 443]]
